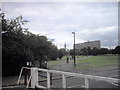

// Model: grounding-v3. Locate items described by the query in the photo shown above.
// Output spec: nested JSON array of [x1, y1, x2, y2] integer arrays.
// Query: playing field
[[76, 54, 118, 70]]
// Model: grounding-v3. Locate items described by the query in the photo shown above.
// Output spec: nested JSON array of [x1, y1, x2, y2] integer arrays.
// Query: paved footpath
[[49, 56, 91, 72]]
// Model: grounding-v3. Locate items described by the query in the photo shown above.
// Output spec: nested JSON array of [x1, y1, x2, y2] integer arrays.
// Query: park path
[[49, 56, 92, 73]]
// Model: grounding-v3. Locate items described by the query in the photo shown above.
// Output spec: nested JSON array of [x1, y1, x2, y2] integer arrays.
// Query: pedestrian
[[70, 56, 72, 60], [66, 56, 69, 63], [72, 56, 74, 59]]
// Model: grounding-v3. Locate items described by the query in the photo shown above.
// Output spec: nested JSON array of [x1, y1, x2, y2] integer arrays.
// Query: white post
[[26, 74, 32, 88], [47, 72, 50, 88], [17, 67, 23, 85], [62, 74, 66, 88], [85, 78, 89, 89], [31, 68, 38, 88], [36, 68, 39, 85]]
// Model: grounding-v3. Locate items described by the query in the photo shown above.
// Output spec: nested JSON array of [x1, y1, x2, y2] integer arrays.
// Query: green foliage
[[48, 45, 58, 60], [91, 47, 100, 55], [114, 45, 120, 54], [100, 48, 110, 54], [58, 48, 67, 59], [69, 49, 74, 55], [74, 47, 110, 56], [2, 14, 28, 76], [2, 12, 59, 76]]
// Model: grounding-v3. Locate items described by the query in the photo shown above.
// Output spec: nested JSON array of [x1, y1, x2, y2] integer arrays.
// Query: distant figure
[[72, 56, 74, 59], [66, 57, 69, 63], [70, 56, 72, 60], [41, 61, 48, 69]]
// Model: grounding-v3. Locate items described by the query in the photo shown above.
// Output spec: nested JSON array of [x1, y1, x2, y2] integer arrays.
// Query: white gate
[[17, 67, 119, 88]]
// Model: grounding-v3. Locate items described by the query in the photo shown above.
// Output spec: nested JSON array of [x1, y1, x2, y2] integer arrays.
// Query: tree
[[69, 49, 74, 56], [91, 47, 100, 56], [81, 48, 88, 56], [2, 13, 29, 76], [100, 48, 109, 55], [87, 47, 92, 55], [114, 46, 120, 54], [2, 11, 59, 76], [48, 45, 58, 60], [74, 49, 81, 56], [58, 48, 66, 59]]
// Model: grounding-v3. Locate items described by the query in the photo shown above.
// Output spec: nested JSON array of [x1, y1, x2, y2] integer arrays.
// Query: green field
[[76, 54, 118, 70]]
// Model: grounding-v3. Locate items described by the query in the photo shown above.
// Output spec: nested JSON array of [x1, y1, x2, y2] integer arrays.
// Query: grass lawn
[[76, 55, 85, 58], [76, 54, 118, 70], [48, 56, 67, 67]]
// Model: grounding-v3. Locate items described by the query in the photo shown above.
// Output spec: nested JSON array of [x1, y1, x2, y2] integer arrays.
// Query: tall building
[[75, 40, 101, 50]]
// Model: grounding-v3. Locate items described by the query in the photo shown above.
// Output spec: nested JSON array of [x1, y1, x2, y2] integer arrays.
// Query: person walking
[[66, 56, 69, 63]]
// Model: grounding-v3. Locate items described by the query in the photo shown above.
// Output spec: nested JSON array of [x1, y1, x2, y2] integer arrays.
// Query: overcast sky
[[2, 2, 118, 49]]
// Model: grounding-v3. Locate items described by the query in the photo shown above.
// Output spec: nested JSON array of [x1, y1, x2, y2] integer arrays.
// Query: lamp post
[[72, 32, 76, 66]]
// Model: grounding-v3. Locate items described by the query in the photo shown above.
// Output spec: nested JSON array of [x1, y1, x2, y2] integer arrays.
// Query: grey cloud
[[3, 2, 118, 49], [77, 26, 118, 47]]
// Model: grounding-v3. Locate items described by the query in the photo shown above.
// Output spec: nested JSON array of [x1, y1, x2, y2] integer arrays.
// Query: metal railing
[[17, 67, 119, 89]]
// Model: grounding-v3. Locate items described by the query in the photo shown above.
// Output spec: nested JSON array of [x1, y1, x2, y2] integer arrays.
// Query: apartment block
[[75, 40, 101, 50]]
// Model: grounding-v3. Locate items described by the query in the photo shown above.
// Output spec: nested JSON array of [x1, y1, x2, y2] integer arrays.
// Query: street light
[[72, 32, 76, 66]]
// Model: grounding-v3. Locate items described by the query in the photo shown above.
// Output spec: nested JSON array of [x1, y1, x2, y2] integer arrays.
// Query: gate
[[17, 67, 119, 89]]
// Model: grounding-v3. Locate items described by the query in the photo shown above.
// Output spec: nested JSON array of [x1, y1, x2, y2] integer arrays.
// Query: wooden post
[[24, 69, 27, 85], [31, 68, 38, 88], [85, 78, 89, 89], [50, 73, 52, 85], [62, 74, 66, 88], [47, 72, 50, 88], [17, 67, 23, 85], [60, 65, 62, 71]]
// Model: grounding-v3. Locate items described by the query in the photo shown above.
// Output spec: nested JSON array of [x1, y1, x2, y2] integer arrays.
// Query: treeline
[[1, 13, 66, 76], [69, 46, 120, 56]]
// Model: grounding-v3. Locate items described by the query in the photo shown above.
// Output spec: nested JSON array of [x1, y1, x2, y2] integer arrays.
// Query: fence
[[17, 67, 119, 89]]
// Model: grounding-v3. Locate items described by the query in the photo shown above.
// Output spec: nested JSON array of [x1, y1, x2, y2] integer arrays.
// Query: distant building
[[75, 40, 101, 50]]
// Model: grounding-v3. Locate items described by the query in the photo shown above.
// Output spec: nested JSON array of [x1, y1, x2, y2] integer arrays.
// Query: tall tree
[[2, 13, 29, 76], [114, 46, 120, 54], [2, 12, 59, 76], [58, 48, 67, 59]]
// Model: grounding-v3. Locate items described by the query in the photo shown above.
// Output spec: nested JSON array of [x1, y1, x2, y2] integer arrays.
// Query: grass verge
[[76, 54, 118, 70]]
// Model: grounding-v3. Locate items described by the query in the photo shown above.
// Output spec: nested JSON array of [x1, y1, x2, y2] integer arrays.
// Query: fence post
[[36, 68, 38, 86], [17, 67, 23, 85], [24, 68, 28, 85], [47, 72, 50, 88], [50, 73, 52, 85], [85, 78, 89, 89], [62, 74, 66, 88], [60, 65, 62, 71], [30, 68, 38, 88]]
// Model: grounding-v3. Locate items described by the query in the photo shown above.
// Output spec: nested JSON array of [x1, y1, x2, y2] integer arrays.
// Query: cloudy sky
[[2, 2, 118, 49]]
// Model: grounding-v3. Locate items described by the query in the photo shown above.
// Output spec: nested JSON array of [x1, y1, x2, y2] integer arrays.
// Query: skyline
[[2, 2, 118, 49]]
